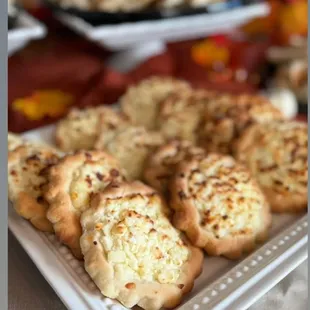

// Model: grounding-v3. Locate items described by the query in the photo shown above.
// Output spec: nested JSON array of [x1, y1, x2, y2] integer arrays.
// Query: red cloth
[[8, 24, 110, 132], [7, 26, 283, 132], [79, 53, 176, 107], [79, 68, 131, 107], [166, 39, 270, 93]]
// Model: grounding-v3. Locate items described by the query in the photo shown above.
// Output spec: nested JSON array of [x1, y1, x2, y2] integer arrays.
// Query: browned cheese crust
[[95, 126, 164, 181], [8, 143, 60, 232], [94, 108, 130, 150], [169, 153, 272, 259], [55, 106, 126, 152], [96, 0, 156, 12], [80, 181, 203, 310], [44, 151, 125, 258], [157, 89, 215, 143], [198, 94, 285, 154], [121, 76, 191, 130], [144, 139, 205, 195], [8, 132, 24, 152], [235, 121, 308, 213]]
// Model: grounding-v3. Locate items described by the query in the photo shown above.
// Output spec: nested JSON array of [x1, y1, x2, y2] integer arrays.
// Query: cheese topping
[[93, 194, 189, 284], [104, 126, 164, 180], [146, 140, 205, 192], [238, 121, 308, 195], [8, 133, 23, 152], [55, 0, 91, 10], [95, 109, 129, 150], [159, 90, 213, 142], [96, 0, 155, 12], [157, 0, 185, 8], [200, 94, 284, 153], [121, 76, 191, 129], [56, 107, 106, 151], [187, 154, 267, 238], [8, 144, 59, 202], [69, 154, 123, 213], [160, 141, 205, 167]]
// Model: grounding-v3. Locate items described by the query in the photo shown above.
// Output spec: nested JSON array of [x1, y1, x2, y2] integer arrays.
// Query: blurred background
[[8, 0, 307, 132]]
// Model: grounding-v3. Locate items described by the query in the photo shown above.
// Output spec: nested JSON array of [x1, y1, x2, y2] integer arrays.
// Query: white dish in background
[[55, 3, 269, 50], [8, 124, 308, 310], [8, 11, 46, 56]]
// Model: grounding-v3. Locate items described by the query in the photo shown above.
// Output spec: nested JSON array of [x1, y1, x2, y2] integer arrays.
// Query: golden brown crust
[[96, 126, 165, 181], [96, 0, 155, 12], [121, 76, 191, 130], [235, 121, 308, 213], [8, 143, 60, 232], [80, 181, 203, 310], [262, 187, 307, 213], [144, 139, 205, 195], [55, 106, 123, 152], [169, 154, 272, 259], [198, 94, 285, 154], [94, 108, 130, 150], [44, 150, 125, 258], [158, 89, 215, 143], [8, 132, 24, 152]]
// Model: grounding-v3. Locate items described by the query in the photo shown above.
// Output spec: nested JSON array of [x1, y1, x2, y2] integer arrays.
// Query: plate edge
[[178, 215, 308, 310]]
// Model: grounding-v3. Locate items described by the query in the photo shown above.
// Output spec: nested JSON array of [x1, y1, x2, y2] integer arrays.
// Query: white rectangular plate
[[8, 11, 46, 56], [9, 125, 308, 310]]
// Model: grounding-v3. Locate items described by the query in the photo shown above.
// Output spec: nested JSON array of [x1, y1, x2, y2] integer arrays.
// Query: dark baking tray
[[43, 0, 262, 26]]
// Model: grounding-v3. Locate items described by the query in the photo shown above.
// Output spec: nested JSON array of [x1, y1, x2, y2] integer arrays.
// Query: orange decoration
[[241, 0, 280, 35], [12, 90, 74, 121], [242, 0, 307, 45], [279, 0, 308, 43], [191, 40, 230, 68]]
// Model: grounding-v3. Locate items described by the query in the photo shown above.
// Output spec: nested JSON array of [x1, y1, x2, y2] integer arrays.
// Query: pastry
[[80, 181, 203, 310], [158, 90, 215, 143], [235, 121, 308, 213], [55, 106, 125, 152], [198, 94, 285, 154], [8, 143, 60, 232], [95, 126, 164, 181], [169, 153, 272, 259], [190, 0, 222, 7], [121, 76, 191, 130], [44, 150, 125, 258], [8, 132, 24, 152], [157, 0, 186, 9], [94, 109, 130, 152], [144, 139, 205, 195], [55, 0, 92, 10], [96, 0, 156, 12]]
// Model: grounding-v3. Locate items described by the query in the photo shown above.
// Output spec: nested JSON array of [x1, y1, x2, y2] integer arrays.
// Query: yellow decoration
[[242, 0, 280, 35], [279, 1, 308, 40], [191, 40, 230, 68], [242, 0, 307, 44], [12, 90, 74, 121]]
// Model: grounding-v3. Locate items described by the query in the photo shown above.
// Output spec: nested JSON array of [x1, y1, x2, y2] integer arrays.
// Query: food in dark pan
[[43, 0, 201, 25], [48, 0, 224, 12], [43, 0, 245, 25], [156, 0, 187, 9]]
